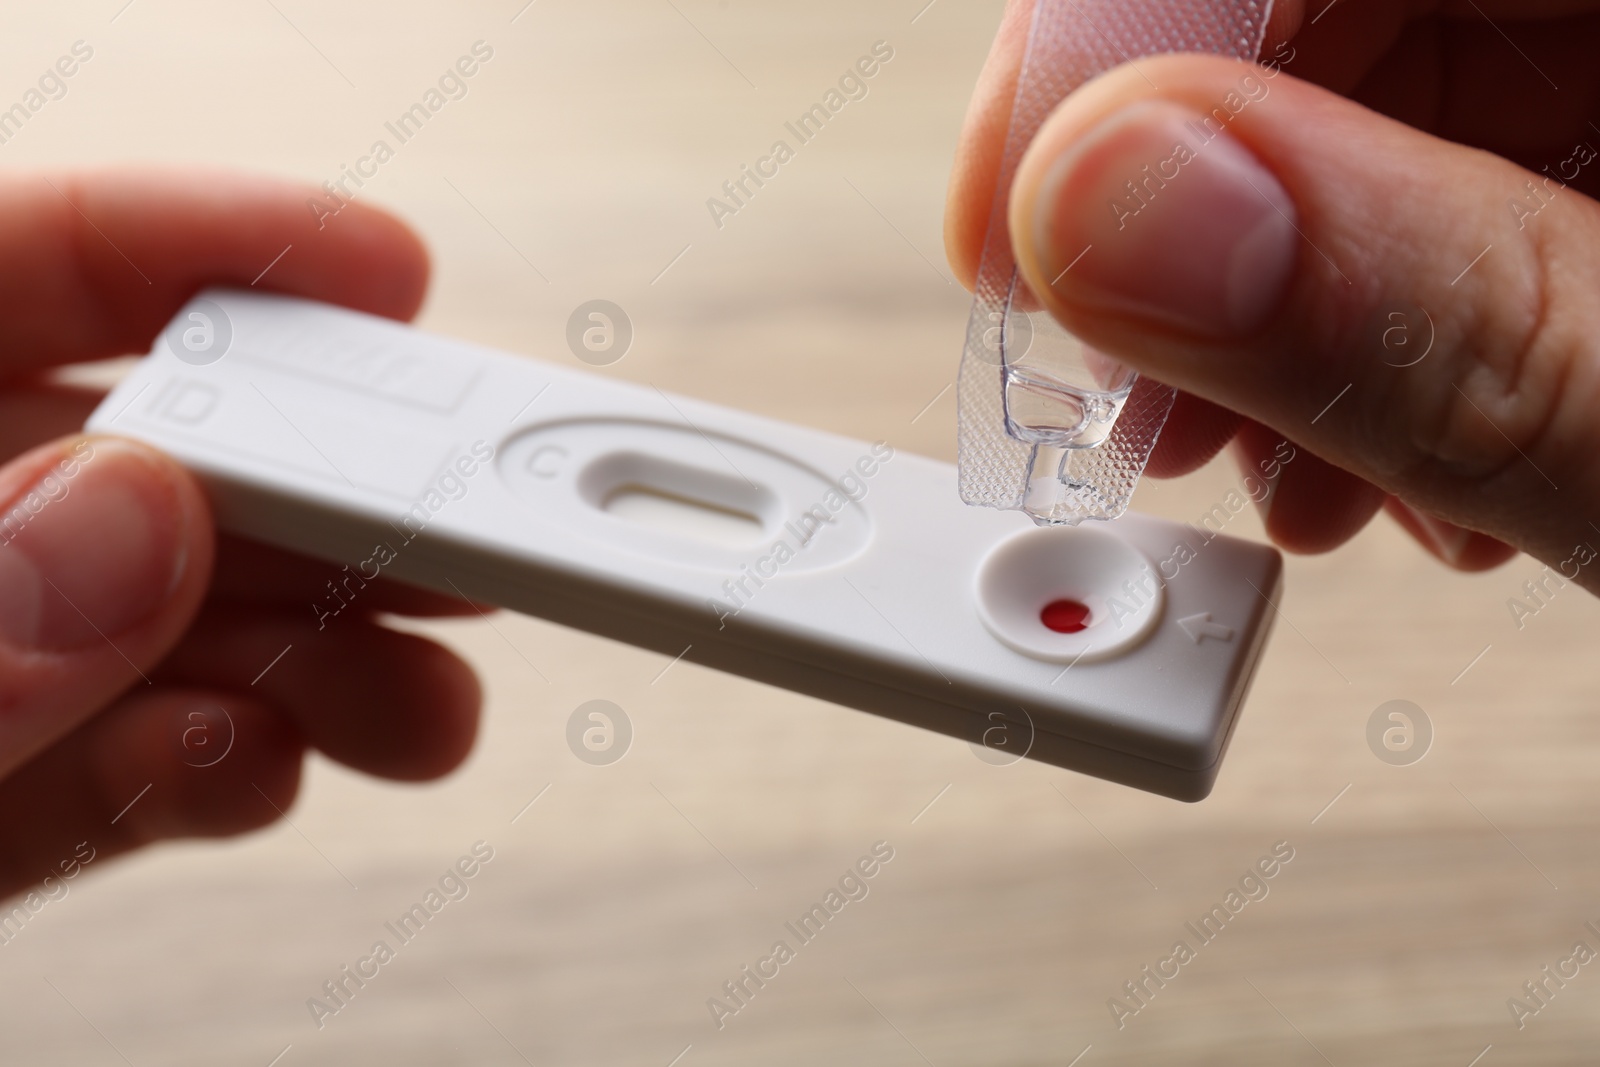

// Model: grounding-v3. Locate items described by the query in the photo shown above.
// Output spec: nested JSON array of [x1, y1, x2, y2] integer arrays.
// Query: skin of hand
[[947, 0, 1600, 591], [0, 170, 482, 899]]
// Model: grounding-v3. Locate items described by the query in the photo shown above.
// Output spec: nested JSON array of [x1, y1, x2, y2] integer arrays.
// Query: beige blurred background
[[4, 2, 1599, 1064]]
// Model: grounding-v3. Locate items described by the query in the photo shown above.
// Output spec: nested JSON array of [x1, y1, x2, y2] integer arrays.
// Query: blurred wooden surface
[[5, 3, 1600, 1064]]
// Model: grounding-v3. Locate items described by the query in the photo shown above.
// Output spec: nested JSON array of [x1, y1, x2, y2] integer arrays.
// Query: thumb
[[0, 436, 213, 776], [1009, 54, 1600, 586]]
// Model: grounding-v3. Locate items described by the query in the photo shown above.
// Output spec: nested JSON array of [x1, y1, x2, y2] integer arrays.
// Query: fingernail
[[0, 440, 188, 651], [1028, 100, 1299, 337], [1411, 510, 1472, 566]]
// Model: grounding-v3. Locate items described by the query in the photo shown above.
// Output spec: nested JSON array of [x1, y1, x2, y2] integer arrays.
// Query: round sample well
[[974, 525, 1163, 663]]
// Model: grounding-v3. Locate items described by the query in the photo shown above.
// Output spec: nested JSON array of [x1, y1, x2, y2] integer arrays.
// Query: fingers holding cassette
[[210, 535, 488, 618], [0, 384, 480, 620], [0, 383, 101, 460], [0, 688, 302, 899], [153, 606, 481, 781], [1, 168, 430, 376]]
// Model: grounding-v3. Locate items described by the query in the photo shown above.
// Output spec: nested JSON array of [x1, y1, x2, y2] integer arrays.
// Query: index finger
[[0, 167, 430, 377]]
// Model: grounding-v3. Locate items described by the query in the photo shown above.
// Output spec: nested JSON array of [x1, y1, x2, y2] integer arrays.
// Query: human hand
[[947, 0, 1600, 588], [0, 171, 481, 898]]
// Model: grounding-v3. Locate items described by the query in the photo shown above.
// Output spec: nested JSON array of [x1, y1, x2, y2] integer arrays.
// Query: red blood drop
[[1040, 599, 1091, 634]]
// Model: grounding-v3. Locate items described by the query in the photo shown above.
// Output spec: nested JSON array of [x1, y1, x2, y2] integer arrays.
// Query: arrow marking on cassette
[[1178, 613, 1234, 644]]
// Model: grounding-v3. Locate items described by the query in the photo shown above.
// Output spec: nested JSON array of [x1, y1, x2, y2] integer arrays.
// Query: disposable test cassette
[[87, 290, 1282, 800]]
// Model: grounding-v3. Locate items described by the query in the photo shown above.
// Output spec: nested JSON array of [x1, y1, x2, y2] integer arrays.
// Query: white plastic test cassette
[[88, 290, 1281, 800]]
